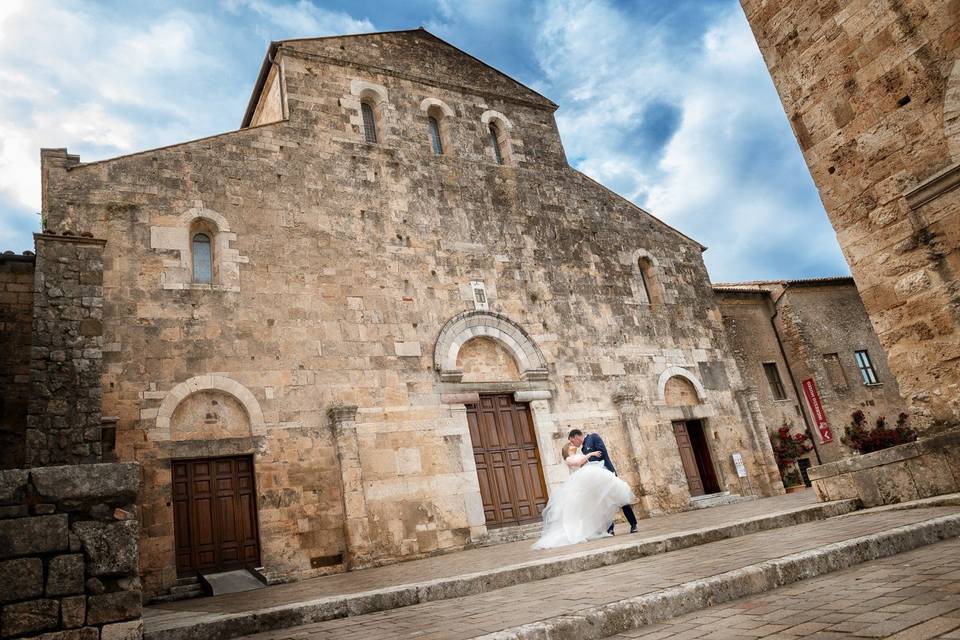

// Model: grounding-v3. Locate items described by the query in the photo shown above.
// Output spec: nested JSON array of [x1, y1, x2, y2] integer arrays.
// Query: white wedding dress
[[532, 453, 635, 550]]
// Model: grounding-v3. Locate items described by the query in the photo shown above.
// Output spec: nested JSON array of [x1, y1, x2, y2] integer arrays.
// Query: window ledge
[[163, 283, 240, 292], [773, 399, 793, 403], [864, 382, 883, 387]]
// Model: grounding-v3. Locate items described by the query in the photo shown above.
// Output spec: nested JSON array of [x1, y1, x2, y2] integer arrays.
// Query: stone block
[[100, 618, 143, 640], [0, 471, 27, 504], [0, 558, 43, 603], [60, 595, 85, 629], [73, 521, 138, 576], [0, 515, 68, 559], [32, 628, 99, 640], [875, 460, 919, 504], [906, 453, 958, 498], [1, 598, 59, 636], [86, 591, 141, 625], [46, 554, 85, 596], [31, 463, 139, 504]]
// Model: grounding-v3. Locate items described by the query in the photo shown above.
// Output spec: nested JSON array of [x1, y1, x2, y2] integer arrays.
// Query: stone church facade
[[10, 30, 784, 599], [740, 1, 960, 430]]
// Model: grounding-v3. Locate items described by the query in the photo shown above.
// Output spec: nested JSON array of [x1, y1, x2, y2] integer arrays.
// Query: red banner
[[801, 378, 833, 443]]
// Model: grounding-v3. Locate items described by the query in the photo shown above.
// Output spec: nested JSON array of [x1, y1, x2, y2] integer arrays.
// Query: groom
[[568, 429, 638, 534]]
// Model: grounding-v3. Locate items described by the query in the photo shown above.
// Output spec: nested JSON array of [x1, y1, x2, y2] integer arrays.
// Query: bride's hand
[[588, 451, 602, 458]]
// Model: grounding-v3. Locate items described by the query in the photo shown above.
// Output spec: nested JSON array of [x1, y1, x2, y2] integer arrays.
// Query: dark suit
[[581, 432, 638, 532]]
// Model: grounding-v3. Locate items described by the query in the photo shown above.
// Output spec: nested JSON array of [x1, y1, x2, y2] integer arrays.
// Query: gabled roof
[[242, 28, 555, 127]]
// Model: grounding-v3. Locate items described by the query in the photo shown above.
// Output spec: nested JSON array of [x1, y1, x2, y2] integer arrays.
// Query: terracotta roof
[[712, 276, 854, 290]]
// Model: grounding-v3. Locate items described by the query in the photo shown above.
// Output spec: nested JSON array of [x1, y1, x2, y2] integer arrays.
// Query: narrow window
[[361, 102, 378, 143], [638, 268, 652, 304], [822, 353, 849, 391], [192, 233, 212, 284], [763, 362, 787, 400], [428, 116, 443, 155], [854, 350, 879, 384], [488, 124, 504, 165]]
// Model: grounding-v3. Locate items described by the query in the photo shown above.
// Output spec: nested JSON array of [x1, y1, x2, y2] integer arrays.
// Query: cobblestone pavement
[[148, 492, 820, 618], [609, 536, 960, 640], [230, 506, 958, 639]]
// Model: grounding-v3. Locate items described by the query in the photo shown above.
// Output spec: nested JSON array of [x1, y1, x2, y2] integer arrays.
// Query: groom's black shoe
[[629, 526, 638, 534], [607, 525, 615, 536]]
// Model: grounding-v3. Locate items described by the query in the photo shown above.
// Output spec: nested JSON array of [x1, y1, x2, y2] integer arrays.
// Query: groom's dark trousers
[[581, 432, 638, 534]]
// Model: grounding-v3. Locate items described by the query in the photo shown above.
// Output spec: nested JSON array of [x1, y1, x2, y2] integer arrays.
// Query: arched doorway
[[662, 372, 720, 496], [435, 313, 550, 528]]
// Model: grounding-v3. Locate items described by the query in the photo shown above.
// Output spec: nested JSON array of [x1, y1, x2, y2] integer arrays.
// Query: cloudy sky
[[0, 0, 848, 282]]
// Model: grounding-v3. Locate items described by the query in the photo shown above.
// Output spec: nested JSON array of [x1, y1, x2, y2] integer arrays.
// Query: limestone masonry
[[0, 27, 931, 606], [740, 0, 960, 429]]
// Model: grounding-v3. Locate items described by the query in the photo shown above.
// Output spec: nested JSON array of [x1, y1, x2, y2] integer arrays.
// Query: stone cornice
[[33, 233, 106, 246], [904, 161, 960, 210]]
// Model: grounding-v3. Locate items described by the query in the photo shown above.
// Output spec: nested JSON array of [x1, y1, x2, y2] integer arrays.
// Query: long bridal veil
[[532, 461, 635, 550]]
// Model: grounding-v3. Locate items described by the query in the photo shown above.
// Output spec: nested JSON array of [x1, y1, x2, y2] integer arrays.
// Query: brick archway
[[434, 311, 547, 383]]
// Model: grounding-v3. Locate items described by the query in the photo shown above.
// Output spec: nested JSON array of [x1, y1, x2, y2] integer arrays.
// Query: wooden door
[[466, 394, 548, 527], [673, 421, 706, 496], [172, 455, 261, 576]]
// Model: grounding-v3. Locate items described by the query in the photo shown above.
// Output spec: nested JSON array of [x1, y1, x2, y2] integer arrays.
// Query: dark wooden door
[[466, 394, 548, 527], [673, 421, 706, 496], [172, 455, 261, 576]]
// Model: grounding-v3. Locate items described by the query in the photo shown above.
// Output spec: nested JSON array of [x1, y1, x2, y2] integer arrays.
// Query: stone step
[[688, 490, 758, 509], [479, 522, 543, 546], [479, 510, 960, 640], [143, 496, 859, 640]]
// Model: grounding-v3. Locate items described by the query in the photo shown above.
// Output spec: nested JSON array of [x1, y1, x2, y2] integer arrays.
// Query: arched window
[[428, 116, 444, 155], [488, 123, 504, 165], [361, 102, 378, 143], [192, 233, 212, 284]]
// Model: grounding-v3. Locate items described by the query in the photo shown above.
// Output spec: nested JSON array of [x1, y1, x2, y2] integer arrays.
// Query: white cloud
[[223, 0, 374, 38], [534, 0, 846, 281]]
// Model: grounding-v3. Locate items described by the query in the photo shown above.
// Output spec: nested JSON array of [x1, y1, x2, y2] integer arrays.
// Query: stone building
[[714, 277, 906, 472], [4, 29, 784, 599], [739, 1, 960, 429]]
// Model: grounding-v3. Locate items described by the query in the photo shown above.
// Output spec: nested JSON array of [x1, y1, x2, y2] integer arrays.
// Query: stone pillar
[[612, 389, 660, 517], [328, 404, 371, 569], [736, 386, 785, 495], [25, 234, 106, 468]]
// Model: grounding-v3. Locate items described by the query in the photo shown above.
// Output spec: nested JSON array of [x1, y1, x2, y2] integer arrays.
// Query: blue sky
[[0, 0, 848, 282]]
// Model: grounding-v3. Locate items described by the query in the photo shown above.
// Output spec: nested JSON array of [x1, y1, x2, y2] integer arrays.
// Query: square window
[[854, 350, 879, 385]]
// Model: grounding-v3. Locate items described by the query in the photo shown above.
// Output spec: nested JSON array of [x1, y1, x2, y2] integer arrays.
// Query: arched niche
[[152, 375, 265, 441], [657, 366, 706, 406], [434, 311, 547, 383]]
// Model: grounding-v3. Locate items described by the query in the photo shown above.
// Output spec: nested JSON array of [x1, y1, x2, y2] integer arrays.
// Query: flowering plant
[[842, 411, 917, 454], [769, 422, 813, 487]]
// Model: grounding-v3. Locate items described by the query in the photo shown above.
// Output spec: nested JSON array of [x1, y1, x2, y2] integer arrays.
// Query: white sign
[[470, 281, 489, 311], [732, 452, 748, 478]]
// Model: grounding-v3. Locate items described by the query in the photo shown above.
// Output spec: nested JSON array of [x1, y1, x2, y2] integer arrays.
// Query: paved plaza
[[220, 504, 958, 639], [610, 537, 960, 640]]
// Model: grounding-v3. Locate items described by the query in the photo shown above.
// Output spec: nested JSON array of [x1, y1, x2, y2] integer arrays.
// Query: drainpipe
[[767, 285, 823, 465]]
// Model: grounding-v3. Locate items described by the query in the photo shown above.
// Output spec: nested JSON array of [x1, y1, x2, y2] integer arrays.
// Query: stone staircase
[[478, 521, 543, 546], [688, 490, 758, 509]]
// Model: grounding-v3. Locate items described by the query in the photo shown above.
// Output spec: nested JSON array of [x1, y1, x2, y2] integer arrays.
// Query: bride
[[532, 442, 635, 549]]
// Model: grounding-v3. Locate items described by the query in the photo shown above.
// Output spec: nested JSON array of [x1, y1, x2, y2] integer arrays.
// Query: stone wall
[[716, 279, 906, 466], [0, 463, 141, 639], [809, 429, 960, 507], [39, 29, 781, 596], [25, 235, 106, 468], [740, 0, 960, 429], [774, 282, 905, 450], [0, 253, 34, 469]]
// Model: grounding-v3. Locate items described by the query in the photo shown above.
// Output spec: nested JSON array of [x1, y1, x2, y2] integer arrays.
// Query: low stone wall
[[808, 429, 960, 507], [0, 463, 141, 639]]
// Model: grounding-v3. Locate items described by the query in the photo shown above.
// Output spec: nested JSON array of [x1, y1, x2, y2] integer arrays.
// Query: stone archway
[[153, 375, 265, 441], [657, 366, 706, 403], [434, 311, 548, 383]]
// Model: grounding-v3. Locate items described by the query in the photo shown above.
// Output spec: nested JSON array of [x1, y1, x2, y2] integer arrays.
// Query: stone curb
[[145, 499, 858, 640], [476, 512, 960, 640]]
